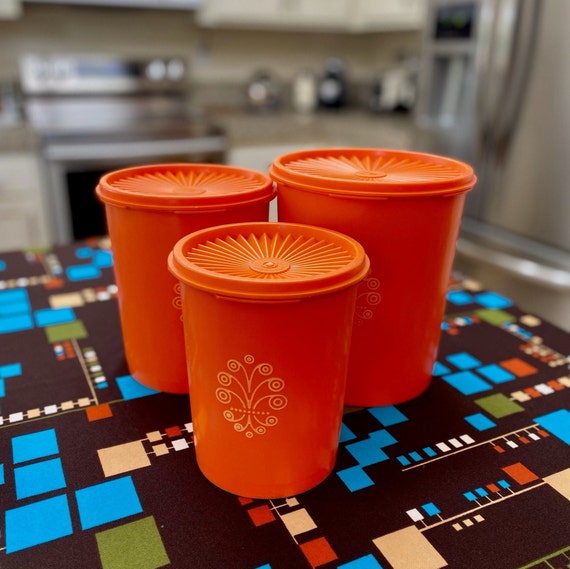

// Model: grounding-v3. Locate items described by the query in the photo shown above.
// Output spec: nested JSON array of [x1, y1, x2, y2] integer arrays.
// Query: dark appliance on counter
[[19, 54, 227, 244], [413, 0, 570, 331]]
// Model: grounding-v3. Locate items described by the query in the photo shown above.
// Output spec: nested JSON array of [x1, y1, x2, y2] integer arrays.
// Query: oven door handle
[[43, 136, 227, 162]]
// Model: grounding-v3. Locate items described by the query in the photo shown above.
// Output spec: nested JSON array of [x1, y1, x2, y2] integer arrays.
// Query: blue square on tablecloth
[[0, 314, 34, 334], [15, 458, 67, 499], [93, 249, 113, 268], [432, 361, 450, 376], [66, 264, 101, 281], [478, 364, 515, 383], [534, 409, 570, 445], [463, 491, 477, 502], [0, 362, 22, 379], [338, 554, 384, 568], [369, 428, 398, 447], [5, 494, 73, 553], [422, 502, 441, 516], [397, 455, 410, 466], [339, 423, 357, 443], [12, 428, 59, 464], [446, 352, 482, 370], [465, 413, 496, 431], [76, 247, 94, 259], [34, 307, 76, 327], [368, 405, 407, 426], [0, 464, 4, 484], [474, 291, 513, 309], [116, 374, 160, 400], [423, 446, 437, 457], [0, 288, 29, 308], [337, 466, 375, 492], [76, 476, 143, 530], [442, 371, 492, 395], [345, 439, 389, 467], [0, 260, 6, 271], [447, 290, 474, 305]]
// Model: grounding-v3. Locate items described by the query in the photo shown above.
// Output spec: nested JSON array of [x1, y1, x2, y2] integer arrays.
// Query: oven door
[[40, 126, 227, 243]]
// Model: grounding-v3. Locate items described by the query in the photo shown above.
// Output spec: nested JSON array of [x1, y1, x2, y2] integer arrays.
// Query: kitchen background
[[1, 0, 569, 332]]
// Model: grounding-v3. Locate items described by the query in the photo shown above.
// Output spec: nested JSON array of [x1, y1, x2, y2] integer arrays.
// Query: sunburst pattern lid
[[269, 148, 476, 198], [96, 163, 275, 210], [168, 222, 370, 299]]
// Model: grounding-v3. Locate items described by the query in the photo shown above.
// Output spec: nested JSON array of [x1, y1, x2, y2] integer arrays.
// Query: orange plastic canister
[[270, 148, 476, 406], [96, 163, 275, 394], [168, 221, 370, 498]]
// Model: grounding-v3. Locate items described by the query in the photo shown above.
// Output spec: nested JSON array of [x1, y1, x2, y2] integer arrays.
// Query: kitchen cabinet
[[197, 0, 425, 32], [197, 0, 349, 31], [0, 152, 51, 252], [23, 0, 200, 9], [350, 0, 425, 31], [0, 0, 21, 18]]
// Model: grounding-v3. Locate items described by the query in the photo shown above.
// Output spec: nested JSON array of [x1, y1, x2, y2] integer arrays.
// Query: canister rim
[[269, 148, 476, 198], [96, 163, 275, 210], [168, 221, 370, 300]]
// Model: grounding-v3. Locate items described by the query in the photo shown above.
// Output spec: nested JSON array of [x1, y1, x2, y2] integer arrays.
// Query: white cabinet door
[[198, 0, 424, 31], [0, 153, 51, 252], [197, 0, 349, 30], [0, 0, 21, 19], [350, 0, 426, 31], [0, 205, 41, 252]]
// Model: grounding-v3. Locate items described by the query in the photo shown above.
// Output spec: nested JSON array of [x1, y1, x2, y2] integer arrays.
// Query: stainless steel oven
[[19, 54, 228, 243]]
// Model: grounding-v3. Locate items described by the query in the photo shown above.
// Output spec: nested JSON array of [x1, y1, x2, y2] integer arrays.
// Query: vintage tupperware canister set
[[96, 149, 476, 499]]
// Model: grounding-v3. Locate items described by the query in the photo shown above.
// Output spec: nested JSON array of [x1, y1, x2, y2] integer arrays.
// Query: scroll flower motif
[[355, 277, 381, 323], [216, 355, 288, 438]]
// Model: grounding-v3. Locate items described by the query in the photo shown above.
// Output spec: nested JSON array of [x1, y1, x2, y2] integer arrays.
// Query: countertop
[[0, 109, 416, 154]]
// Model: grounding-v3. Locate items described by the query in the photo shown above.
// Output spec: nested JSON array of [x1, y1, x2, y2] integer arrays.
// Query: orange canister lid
[[168, 222, 370, 300], [269, 148, 476, 198], [96, 163, 275, 211]]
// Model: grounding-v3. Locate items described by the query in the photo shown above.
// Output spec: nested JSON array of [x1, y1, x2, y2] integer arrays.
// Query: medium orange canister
[[270, 148, 476, 406], [168, 221, 369, 498], [96, 163, 275, 394]]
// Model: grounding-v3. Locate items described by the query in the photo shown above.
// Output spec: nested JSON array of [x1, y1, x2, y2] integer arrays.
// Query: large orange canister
[[96, 163, 275, 394], [168, 222, 369, 498], [270, 148, 476, 406]]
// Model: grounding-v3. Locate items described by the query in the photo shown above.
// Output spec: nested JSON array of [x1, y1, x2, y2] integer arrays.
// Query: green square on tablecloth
[[474, 308, 516, 326], [45, 320, 88, 343], [95, 516, 170, 569], [474, 393, 525, 418]]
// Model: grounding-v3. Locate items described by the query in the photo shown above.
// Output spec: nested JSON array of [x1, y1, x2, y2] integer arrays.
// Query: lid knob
[[249, 257, 291, 275]]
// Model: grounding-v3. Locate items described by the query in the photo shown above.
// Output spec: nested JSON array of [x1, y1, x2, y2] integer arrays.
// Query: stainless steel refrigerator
[[413, 0, 570, 331]]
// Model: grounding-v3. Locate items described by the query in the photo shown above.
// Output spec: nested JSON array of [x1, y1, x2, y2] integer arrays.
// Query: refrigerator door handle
[[488, 0, 541, 159], [456, 237, 570, 291]]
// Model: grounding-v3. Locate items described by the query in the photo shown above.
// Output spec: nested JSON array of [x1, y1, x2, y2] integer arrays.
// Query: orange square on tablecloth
[[86, 403, 113, 422], [502, 462, 539, 485], [165, 426, 182, 438], [300, 537, 337, 568], [247, 505, 276, 527], [500, 358, 538, 377]]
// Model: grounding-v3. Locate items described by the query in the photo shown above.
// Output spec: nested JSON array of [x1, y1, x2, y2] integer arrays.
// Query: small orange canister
[[168, 221, 369, 498]]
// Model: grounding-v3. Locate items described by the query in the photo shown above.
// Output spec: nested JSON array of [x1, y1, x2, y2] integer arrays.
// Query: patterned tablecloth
[[0, 238, 569, 569]]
